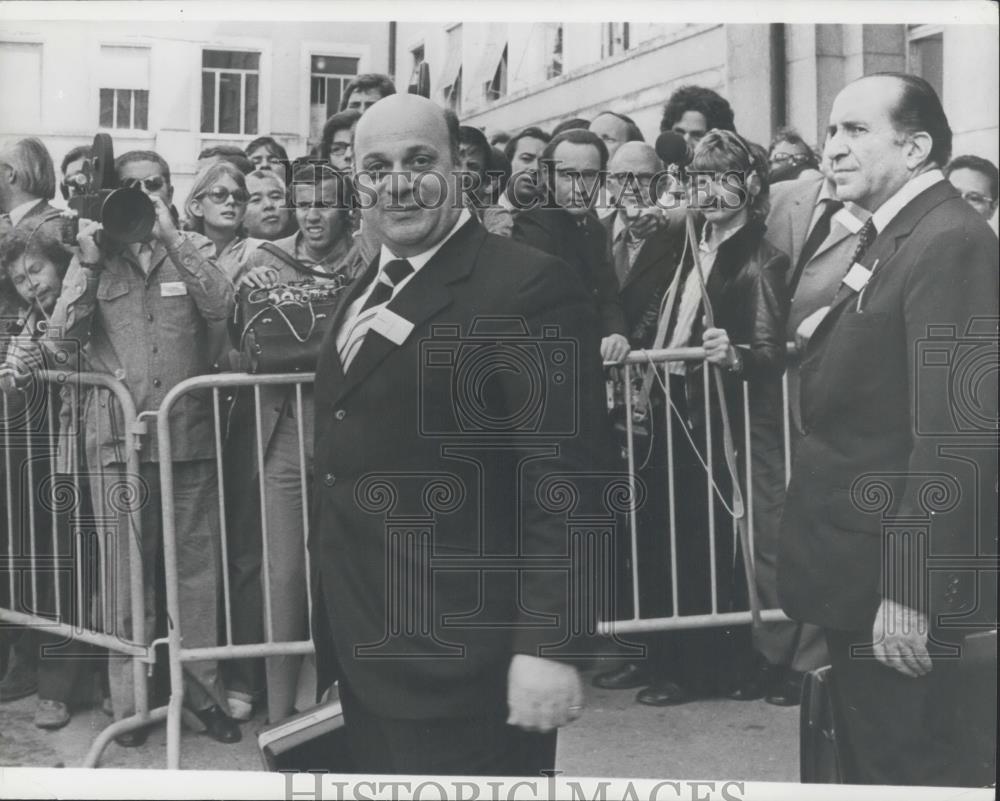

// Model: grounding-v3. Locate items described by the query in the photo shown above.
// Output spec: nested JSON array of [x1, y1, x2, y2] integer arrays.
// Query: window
[[98, 46, 150, 130], [440, 24, 463, 113], [201, 49, 260, 135], [0, 42, 42, 131], [409, 45, 425, 92], [308, 54, 359, 142], [907, 26, 943, 103], [483, 45, 508, 102], [602, 22, 630, 58], [544, 24, 563, 80]]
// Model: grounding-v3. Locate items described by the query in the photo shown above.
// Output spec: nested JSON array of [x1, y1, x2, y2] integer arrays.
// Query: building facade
[[0, 19, 392, 201], [1, 19, 997, 206], [394, 22, 999, 166]]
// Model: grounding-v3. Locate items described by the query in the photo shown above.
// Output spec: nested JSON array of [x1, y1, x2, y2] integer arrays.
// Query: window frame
[[201, 48, 262, 136]]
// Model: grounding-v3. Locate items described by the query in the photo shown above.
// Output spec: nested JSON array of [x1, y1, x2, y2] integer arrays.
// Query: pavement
[[0, 668, 799, 779]]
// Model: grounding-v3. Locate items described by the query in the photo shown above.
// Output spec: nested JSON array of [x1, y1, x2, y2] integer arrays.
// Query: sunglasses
[[122, 175, 167, 193], [200, 186, 250, 205]]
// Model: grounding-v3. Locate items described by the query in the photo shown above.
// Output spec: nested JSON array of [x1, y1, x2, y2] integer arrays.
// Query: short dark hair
[[660, 85, 736, 134], [115, 150, 172, 185], [769, 126, 819, 167], [488, 146, 512, 193], [289, 159, 353, 206], [540, 129, 610, 172], [592, 111, 645, 143], [945, 154, 999, 201], [504, 126, 551, 162], [490, 131, 511, 148], [60, 144, 92, 176], [244, 136, 289, 164], [339, 73, 397, 111], [459, 125, 491, 165], [551, 118, 590, 137], [320, 109, 362, 160], [877, 72, 952, 168], [196, 145, 253, 175], [0, 217, 74, 285], [441, 109, 462, 164]]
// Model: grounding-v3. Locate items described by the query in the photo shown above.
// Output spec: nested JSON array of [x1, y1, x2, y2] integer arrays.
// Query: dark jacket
[[512, 207, 626, 338], [601, 213, 685, 348], [778, 180, 999, 635], [675, 218, 789, 430], [310, 217, 616, 719]]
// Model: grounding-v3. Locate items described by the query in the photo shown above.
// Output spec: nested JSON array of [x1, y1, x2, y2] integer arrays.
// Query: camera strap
[[258, 242, 341, 280]]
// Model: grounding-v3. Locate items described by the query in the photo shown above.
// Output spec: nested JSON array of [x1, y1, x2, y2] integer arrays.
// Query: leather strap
[[258, 242, 338, 279]]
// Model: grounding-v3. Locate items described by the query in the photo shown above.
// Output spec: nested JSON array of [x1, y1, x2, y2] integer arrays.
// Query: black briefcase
[[799, 665, 848, 783], [257, 695, 355, 772]]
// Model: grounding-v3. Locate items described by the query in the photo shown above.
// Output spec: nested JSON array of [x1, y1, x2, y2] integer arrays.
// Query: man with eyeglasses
[[768, 128, 823, 184], [59, 145, 92, 203], [43, 149, 240, 748], [945, 154, 999, 225]]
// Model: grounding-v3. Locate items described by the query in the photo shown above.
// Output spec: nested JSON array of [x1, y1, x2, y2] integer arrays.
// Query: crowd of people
[[0, 69, 997, 785]]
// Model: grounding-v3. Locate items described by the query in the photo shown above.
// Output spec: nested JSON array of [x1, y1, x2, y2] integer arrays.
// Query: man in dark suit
[[311, 94, 614, 775], [744, 174, 869, 705], [778, 73, 998, 786], [511, 129, 630, 364], [0, 137, 60, 232]]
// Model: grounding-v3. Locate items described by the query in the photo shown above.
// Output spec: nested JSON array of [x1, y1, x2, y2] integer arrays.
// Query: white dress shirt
[[8, 198, 42, 227], [870, 169, 945, 234]]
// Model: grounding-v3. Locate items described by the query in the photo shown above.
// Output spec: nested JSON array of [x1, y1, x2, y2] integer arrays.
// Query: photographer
[[43, 149, 240, 747]]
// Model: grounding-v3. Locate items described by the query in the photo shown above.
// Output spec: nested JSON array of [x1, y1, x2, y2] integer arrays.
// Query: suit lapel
[[331, 218, 485, 403], [808, 180, 958, 347], [315, 254, 381, 388], [622, 226, 672, 290]]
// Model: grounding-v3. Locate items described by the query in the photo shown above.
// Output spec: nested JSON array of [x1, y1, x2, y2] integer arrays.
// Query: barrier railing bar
[[253, 384, 274, 644], [211, 387, 233, 646]]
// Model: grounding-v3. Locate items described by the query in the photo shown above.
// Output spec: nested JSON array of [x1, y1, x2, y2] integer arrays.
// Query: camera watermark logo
[[418, 317, 578, 438]]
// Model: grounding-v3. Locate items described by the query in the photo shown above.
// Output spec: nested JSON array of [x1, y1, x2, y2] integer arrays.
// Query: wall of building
[[0, 19, 391, 203]]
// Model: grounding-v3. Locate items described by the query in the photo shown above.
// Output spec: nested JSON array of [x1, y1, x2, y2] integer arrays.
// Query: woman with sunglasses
[[183, 161, 258, 282], [625, 129, 789, 708]]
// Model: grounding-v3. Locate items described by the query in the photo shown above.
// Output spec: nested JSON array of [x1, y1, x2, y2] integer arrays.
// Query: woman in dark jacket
[[511, 129, 630, 363], [600, 128, 790, 707]]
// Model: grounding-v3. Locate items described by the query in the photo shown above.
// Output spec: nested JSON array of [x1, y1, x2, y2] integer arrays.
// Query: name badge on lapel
[[370, 308, 414, 346], [842, 263, 872, 293], [160, 281, 188, 297]]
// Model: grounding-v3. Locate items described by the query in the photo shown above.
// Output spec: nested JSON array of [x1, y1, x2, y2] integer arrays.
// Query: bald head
[[609, 142, 662, 175], [354, 94, 459, 171], [352, 94, 464, 257]]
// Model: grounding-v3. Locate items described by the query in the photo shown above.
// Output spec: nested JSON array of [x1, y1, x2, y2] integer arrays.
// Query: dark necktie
[[850, 218, 877, 265], [359, 258, 414, 313], [788, 199, 843, 294]]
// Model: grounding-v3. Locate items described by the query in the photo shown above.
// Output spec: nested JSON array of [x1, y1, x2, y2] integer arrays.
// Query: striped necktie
[[338, 258, 414, 371]]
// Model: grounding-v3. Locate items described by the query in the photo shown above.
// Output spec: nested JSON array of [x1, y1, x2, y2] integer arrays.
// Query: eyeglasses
[[770, 152, 810, 165], [960, 191, 996, 206], [121, 175, 167, 193], [329, 143, 353, 157], [200, 186, 250, 205]]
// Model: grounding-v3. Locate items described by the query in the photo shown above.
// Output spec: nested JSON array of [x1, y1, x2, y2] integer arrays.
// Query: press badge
[[160, 282, 188, 297], [842, 263, 872, 293], [370, 308, 414, 345]]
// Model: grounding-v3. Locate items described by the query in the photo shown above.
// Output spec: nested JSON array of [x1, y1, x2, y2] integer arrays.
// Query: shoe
[[592, 662, 650, 690], [636, 680, 693, 706], [766, 668, 805, 707], [114, 729, 149, 748], [726, 659, 774, 701], [0, 660, 38, 702], [34, 699, 71, 730], [226, 691, 254, 722], [191, 704, 242, 744]]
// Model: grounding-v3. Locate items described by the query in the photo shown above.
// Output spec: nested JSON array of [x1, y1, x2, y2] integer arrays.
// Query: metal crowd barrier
[[5, 349, 795, 769], [0, 369, 163, 767]]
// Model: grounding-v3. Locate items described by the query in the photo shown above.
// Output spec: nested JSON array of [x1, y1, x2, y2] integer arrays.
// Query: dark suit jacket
[[778, 180, 999, 634], [310, 216, 614, 719], [600, 212, 684, 348], [512, 207, 626, 338]]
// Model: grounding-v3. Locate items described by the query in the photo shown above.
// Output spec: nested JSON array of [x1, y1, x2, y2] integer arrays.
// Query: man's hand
[[872, 598, 933, 678], [628, 207, 665, 240], [702, 326, 737, 367], [76, 218, 103, 264], [0, 366, 30, 395], [507, 654, 583, 732], [149, 194, 180, 245], [794, 306, 830, 353], [600, 333, 631, 364], [239, 265, 280, 289]]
